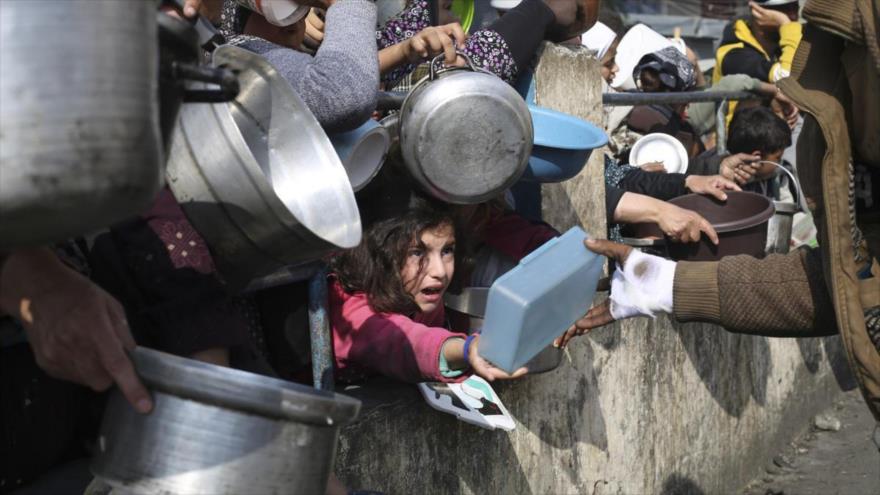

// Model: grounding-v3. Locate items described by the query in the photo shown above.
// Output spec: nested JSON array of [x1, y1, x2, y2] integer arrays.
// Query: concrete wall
[[334, 44, 848, 495]]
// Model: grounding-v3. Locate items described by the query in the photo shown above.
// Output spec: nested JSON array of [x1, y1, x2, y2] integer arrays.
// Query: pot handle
[[620, 237, 666, 248], [758, 161, 808, 213], [428, 51, 481, 80], [175, 63, 240, 103]]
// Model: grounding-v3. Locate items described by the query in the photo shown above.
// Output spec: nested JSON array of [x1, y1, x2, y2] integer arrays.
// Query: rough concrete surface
[[334, 45, 847, 495], [742, 390, 879, 495]]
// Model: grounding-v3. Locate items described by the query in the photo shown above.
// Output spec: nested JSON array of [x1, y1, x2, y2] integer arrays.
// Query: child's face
[[400, 222, 456, 314], [599, 40, 619, 85]]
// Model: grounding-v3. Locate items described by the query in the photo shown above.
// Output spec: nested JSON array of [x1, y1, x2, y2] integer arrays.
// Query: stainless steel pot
[[91, 347, 361, 494], [166, 45, 361, 289], [762, 161, 806, 255], [0, 0, 162, 249], [396, 54, 533, 204]]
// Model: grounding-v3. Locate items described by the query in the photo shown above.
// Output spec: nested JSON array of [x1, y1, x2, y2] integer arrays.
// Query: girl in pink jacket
[[329, 198, 532, 384]]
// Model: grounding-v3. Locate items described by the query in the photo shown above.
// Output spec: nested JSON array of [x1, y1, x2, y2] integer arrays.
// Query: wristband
[[462, 334, 478, 365]]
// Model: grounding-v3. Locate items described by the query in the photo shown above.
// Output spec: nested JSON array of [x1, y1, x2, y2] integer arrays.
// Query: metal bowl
[[91, 347, 361, 494], [166, 46, 361, 289]]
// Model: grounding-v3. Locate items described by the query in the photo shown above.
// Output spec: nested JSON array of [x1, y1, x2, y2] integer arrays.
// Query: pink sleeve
[[329, 281, 466, 383], [481, 212, 559, 261]]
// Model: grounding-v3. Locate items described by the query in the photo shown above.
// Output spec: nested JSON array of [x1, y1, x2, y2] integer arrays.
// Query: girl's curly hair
[[331, 194, 464, 315]]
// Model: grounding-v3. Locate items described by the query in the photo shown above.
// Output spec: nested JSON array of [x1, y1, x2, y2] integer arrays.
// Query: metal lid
[[132, 347, 360, 427]]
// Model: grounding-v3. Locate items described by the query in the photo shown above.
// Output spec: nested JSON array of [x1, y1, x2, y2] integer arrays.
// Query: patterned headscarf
[[632, 46, 696, 92]]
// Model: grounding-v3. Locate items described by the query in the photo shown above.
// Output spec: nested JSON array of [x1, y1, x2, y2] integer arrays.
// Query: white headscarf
[[580, 21, 616, 60], [490, 0, 521, 11]]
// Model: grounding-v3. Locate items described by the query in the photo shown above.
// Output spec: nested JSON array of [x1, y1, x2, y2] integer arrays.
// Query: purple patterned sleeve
[[462, 30, 517, 83], [376, 0, 430, 49], [378, 1, 518, 87]]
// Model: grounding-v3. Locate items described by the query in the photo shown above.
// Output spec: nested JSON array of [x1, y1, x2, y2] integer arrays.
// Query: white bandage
[[609, 249, 676, 320]]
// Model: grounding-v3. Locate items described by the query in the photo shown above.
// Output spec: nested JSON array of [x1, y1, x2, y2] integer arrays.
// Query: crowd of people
[[1, 0, 878, 492]]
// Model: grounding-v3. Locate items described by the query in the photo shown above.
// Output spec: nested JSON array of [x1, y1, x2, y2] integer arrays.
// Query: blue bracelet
[[462, 334, 477, 364]]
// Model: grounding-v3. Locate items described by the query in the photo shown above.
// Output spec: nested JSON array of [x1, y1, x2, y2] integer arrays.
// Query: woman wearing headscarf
[[220, 0, 379, 133], [377, 0, 598, 89]]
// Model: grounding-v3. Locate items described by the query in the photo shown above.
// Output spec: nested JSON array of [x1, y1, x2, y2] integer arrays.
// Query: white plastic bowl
[[629, 133, 689, 174]]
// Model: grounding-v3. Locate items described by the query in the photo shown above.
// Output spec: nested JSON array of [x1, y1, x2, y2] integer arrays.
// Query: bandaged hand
[[608, 248, 675, 319], [555, 239, 676, 348]]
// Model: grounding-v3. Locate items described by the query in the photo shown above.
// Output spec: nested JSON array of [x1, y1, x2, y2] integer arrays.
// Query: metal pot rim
[[398, 69, 533, 204], [132, 347, 360, 426]]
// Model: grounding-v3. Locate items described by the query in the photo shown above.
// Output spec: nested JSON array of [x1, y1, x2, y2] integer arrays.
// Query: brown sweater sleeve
[[673, 248, 838, 337]]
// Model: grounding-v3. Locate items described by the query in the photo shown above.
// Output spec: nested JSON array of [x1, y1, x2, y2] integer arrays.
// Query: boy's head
[[727, 105, 791, 162]]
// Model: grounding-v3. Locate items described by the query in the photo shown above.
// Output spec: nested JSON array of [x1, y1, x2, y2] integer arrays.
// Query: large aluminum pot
[[166, 46, 361, 289], [91, 347, 361, 494], [0, 0, 162, 249], [396, 54, 533, 204]]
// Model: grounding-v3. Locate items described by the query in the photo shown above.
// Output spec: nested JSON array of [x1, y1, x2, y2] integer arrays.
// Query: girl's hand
[[303, 8, 325, 51], [684, 174, 742, 202], [401, 23, 467, 66], [467, 335, 528, 382]]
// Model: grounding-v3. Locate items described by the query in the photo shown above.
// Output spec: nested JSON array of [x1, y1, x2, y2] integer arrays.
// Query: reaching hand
[[303, 8, 325, 51], [749, 1, 792, 30], [401, 23, 467, 66], [684, 174, 742, 202], [719, 152, 762, 185], [0, 249, 152, 413], [772, 88, 800, 129], [468, 335, 528, 382], [657, 202, 719, 244], [556, 238, 677, 345], [640, 161, 667, 173], [554, 239, 632, 347]]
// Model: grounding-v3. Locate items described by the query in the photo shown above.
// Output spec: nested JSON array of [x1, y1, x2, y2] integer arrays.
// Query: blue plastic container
[[478, 226, 605, 372], [520, 105, 608, 183]]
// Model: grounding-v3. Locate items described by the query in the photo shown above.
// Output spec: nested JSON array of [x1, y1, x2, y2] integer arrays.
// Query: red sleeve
[[329, 280, 466, 383], [481, 212, 559, 261]]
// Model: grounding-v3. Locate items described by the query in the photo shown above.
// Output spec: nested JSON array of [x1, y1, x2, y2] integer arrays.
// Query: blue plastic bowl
[[520, 105, 608, 183]]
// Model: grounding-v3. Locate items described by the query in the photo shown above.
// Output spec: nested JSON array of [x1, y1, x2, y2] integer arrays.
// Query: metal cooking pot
[[91, 347, 361, 494], [762, 161, 806, 255], [166, 46, 361, 290], [395, 54, 533, 204], [0, 0, 162, 249]]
